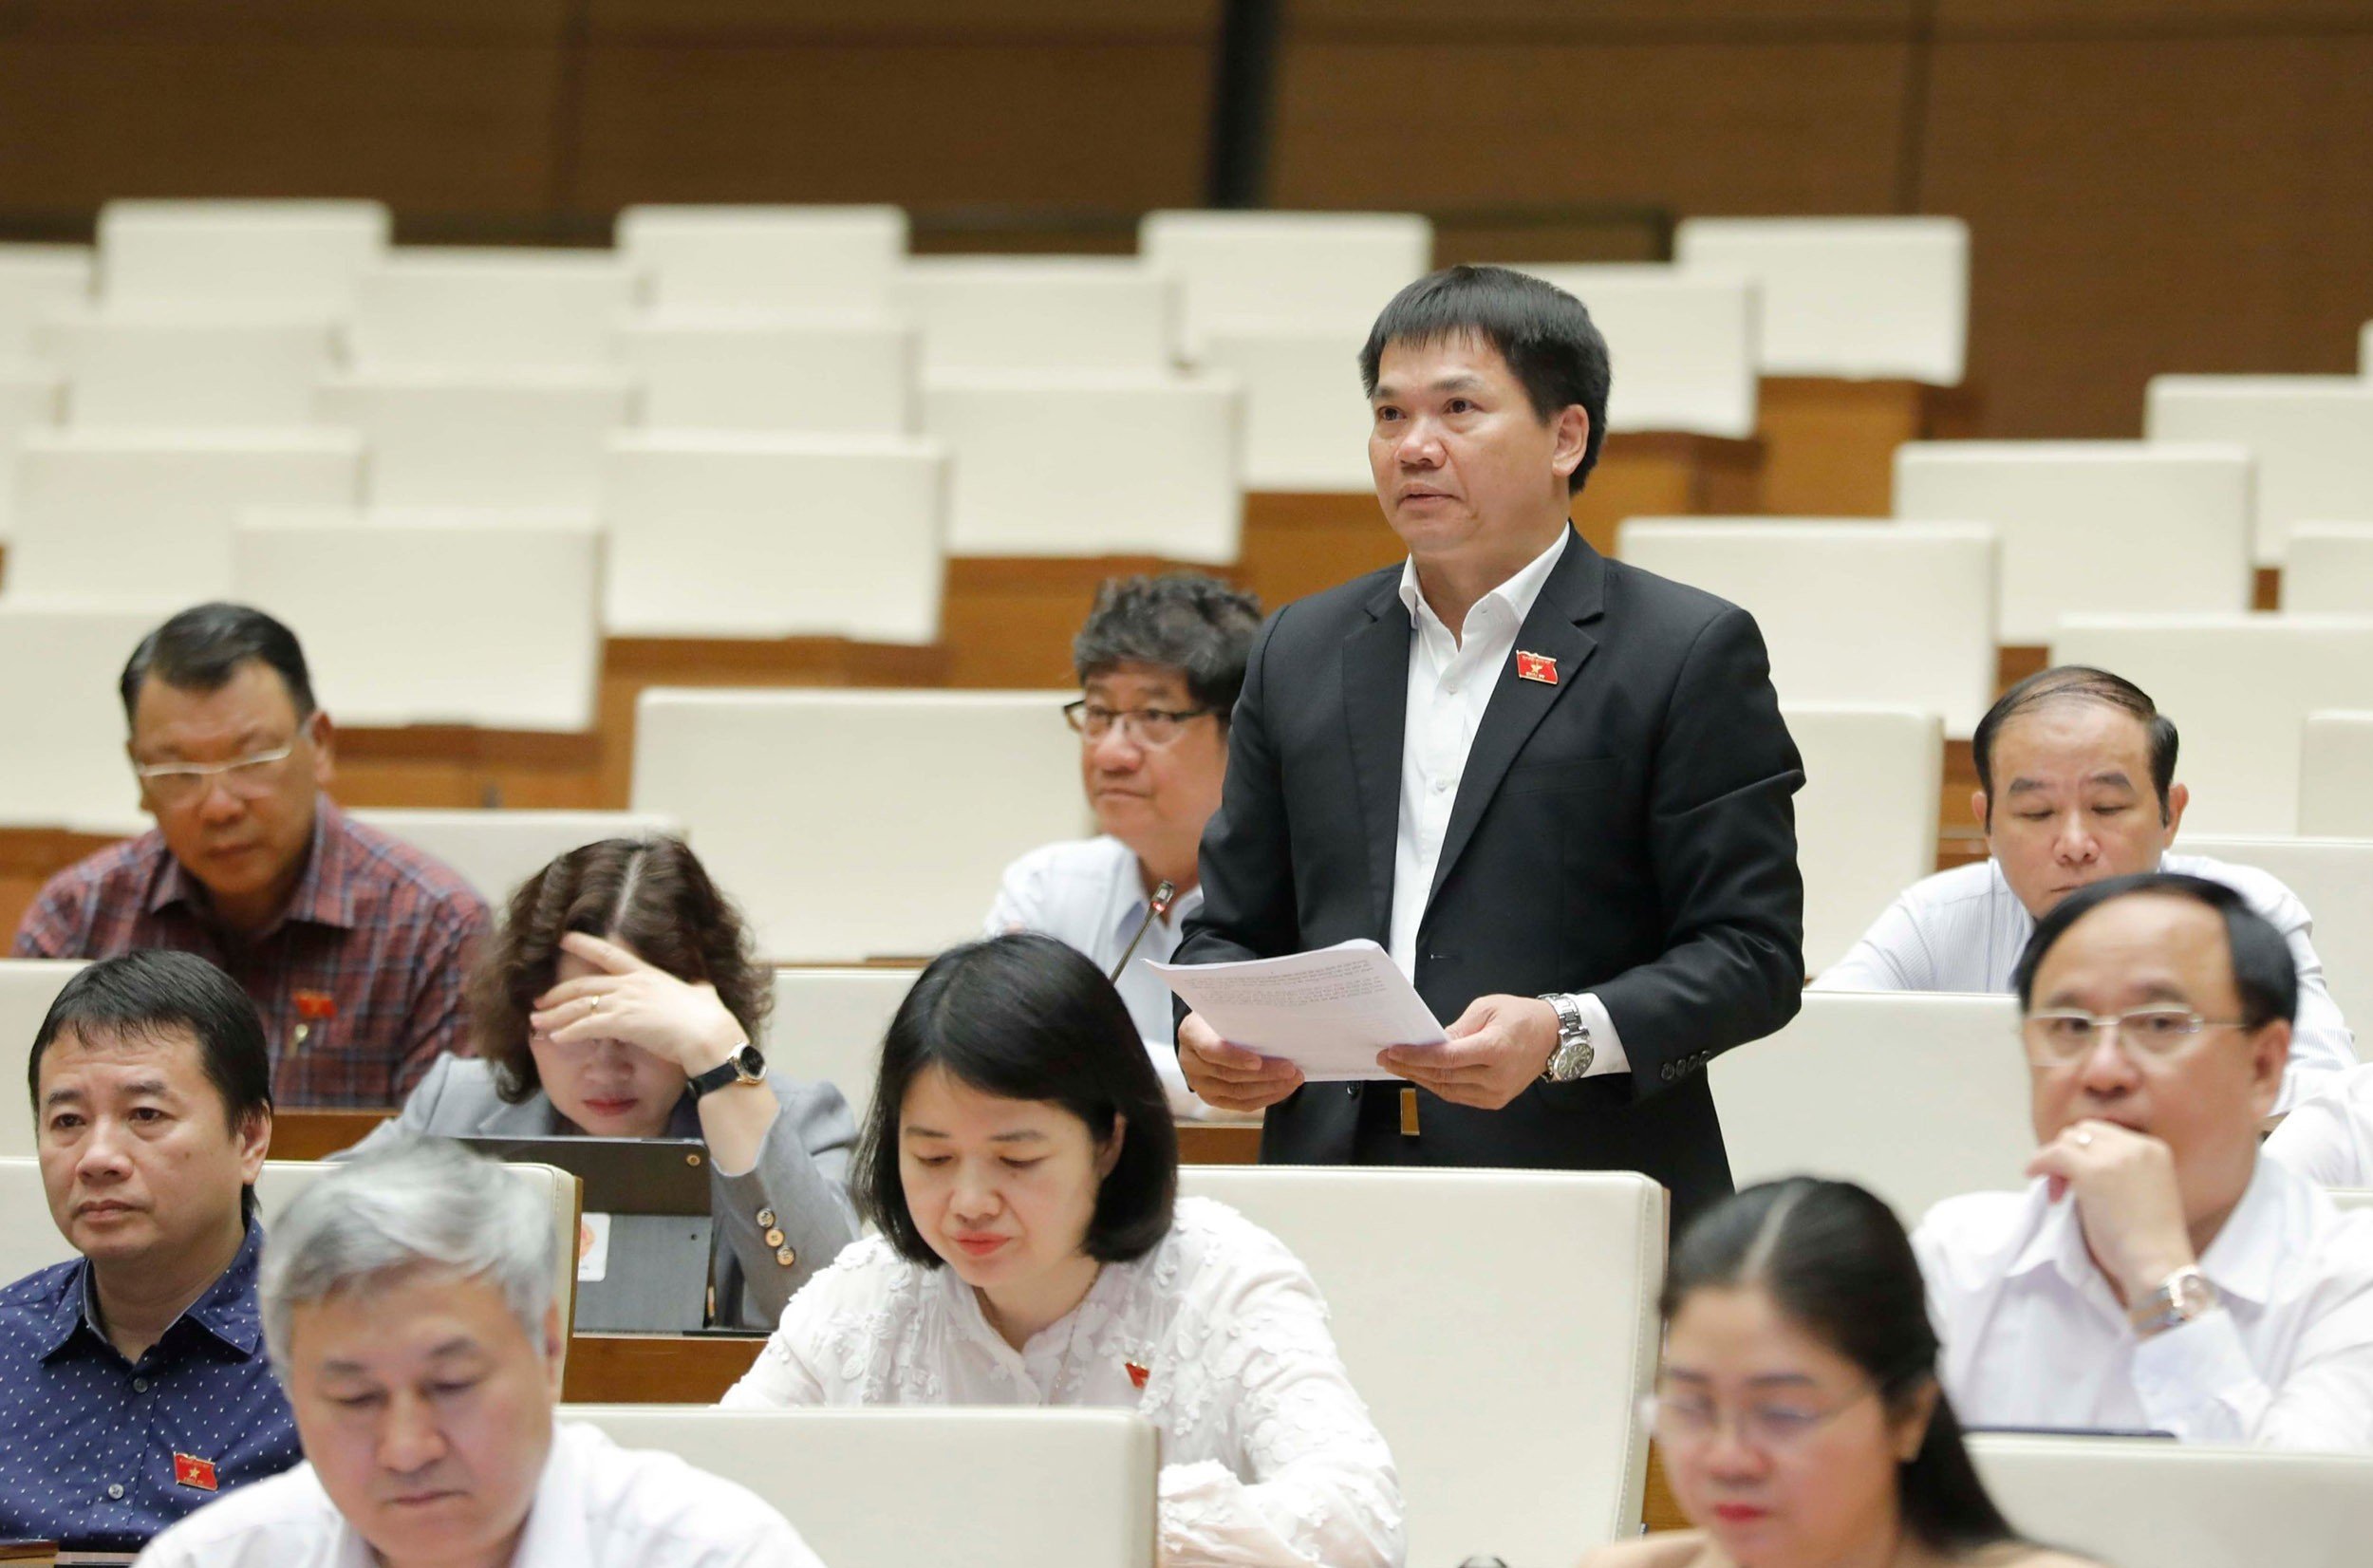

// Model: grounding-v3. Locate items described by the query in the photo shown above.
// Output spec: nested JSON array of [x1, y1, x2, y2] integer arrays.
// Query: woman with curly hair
[[348, 836, 860, 1326]]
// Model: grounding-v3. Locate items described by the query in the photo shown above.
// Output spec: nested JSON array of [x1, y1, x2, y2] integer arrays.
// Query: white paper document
[[1149, 939, 1448, 1081]]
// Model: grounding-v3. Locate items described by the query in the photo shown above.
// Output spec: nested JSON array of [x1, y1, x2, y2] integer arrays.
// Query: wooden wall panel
[[1294, 0, 1914, 35], [1268, 40, 1914, 216], [1920, 30, 2373, 437], [582, 0, 1216, 41]]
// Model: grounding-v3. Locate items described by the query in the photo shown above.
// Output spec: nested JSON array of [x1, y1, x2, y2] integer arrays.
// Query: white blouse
[[722, 1197, 1405, 1568]]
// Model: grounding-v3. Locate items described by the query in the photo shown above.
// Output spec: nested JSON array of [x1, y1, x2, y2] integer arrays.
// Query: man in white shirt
[[137, 1137, 822, 1567], [987, 572, 1261, 1120], [2267, 1063, 2373, 1189], [1816, 664, 2355, 1111], [1914, 871, 2373, 1450]]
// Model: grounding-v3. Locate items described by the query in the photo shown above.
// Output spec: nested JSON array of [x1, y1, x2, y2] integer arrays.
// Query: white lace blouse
[[720, 1197, 1405, 1568]]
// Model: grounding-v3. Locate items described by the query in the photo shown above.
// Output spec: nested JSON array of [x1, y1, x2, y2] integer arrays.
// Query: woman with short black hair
[[1582, 1178, 2101, 1568], [723, 933, 1405, 1568]]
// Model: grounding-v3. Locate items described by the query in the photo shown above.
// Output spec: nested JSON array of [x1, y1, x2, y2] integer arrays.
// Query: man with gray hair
[[137, 1138, 824, 1566]]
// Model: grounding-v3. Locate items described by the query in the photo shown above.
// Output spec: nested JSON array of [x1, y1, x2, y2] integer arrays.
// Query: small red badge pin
[[173, 1452, 218, 1491], [293, 990, 337, 1020], [1125, 1361, 1150, 1391], [1516, 650, 1559, 685]]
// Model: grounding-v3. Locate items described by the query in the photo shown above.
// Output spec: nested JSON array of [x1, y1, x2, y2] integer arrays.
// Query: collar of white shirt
[[2007, 1155, 2291, 1310], [1394, 527, 1570, 647]]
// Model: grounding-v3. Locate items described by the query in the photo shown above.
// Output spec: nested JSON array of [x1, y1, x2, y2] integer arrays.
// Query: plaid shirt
[[12, 798, 490, 1108]]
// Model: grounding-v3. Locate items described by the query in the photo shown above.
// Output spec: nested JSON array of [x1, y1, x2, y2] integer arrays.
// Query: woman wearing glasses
[[1591, 1178, 2098, 1568], [348, 836, 860, 1327]]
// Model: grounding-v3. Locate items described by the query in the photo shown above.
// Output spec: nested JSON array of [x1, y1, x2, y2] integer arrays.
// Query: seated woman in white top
[[350, 836, 860, 1329], [722, 931, 1404, 1568], [1582, 1178, 2098, 1568]]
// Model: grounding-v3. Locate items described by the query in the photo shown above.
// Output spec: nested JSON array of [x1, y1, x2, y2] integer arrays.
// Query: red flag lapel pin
[[173, 1452, 219, 1491], [1125, 1361, 1151, 1391], [1515, 650, 1559, 685]]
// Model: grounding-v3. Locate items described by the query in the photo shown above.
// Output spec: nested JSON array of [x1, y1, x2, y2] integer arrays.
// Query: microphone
[[1109, 879, 1180, 981]]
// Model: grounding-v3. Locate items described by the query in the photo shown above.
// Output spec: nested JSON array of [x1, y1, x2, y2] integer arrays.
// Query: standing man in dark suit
[[1173, 266, 1804, 1224]]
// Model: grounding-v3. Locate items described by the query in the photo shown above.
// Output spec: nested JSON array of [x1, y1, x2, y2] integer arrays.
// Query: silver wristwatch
[[1536, 994, 1594, 1082], [2128, 1265, 2219, 1338]]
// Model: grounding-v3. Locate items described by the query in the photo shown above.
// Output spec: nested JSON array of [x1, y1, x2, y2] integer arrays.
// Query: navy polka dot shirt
[[0, 1220, 301, 1552]]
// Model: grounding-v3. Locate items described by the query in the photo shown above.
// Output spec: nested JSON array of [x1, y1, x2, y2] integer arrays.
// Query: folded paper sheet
[[1150, 939, 1448, 1081]]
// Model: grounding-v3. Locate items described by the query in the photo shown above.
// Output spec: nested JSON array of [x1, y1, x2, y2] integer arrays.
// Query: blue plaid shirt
[[0, 1221, 301, 1552]]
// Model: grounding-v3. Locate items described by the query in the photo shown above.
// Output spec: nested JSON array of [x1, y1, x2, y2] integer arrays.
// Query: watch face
[[734, 1045, 768, 1083]]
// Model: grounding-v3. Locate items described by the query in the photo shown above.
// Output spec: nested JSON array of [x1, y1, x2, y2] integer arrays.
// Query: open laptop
[[454, 1135, 713, 1334]]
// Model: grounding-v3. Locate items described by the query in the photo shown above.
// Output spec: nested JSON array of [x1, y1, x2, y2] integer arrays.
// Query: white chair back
[[0, 243, 92, 362], [0, 1158, 580, 1359], [2145, 375, 2373, 567], [97, 199, 388, 314], [10, 428, 361, 609], [601, 432, 945, 642], [2051, 614, 2373, 834], [233, 516, 603, 731], [1197, 323, 1373, 491], [347, 811, 682, 905], [766, 968, 917, 1123], [316, 371, 633, 510], [2283, 523, 2373, 614], [1786, 705, 1943, 976], [349, 249, 635, 372], [1617, 518, 1997, 737], [0, 961, 86, 1156], [896, 257, 1173, 373], [618, 312, 916, 435], [44, 309, 337, 429], [1674, 215, 1968, 383], [1179, 1167, 1664, 1565], [616, 205, 907, 313], [0, 364, 62, 544], [1970, 1434, 2373, 1568], [1713, 991, 2031, 1223], [1517, 263, 1758, 439], [562, 1408, 1157, 1568], [0, 606, 154, 832], [1140, 210, 1430, 359], [1893, 440, 2255, 643], [2178, 834, 2373, 1025], [922, 370, 1241, 563], [631, 690, 1086, 962], [2301, 711, 2373, 837]]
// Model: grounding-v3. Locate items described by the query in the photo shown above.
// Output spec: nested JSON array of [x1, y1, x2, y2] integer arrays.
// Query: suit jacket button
[[763, 1227, 787, 1248], [1661, 1064, 1675, 1082], [775, 1246, 797, 1267], [756, 1207, 777, 1229], [1347, 1084, 1358, 1097]]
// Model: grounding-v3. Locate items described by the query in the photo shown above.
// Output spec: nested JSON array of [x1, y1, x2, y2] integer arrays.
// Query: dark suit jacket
[[1174, 529, 1804, 1225]]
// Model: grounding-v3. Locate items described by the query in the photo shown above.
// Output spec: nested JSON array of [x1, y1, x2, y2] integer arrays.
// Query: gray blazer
[[346, 1055, 861, 1329]]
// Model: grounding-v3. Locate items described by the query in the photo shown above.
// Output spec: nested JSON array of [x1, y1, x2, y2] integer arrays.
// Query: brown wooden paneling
[[1920, 31, 2373, 438], [584, 0, 1216, 43], [1269, 40, 1914, 215], [0, 0, 567, 43], [568, 41, 1211, 213], [1933, 1, 2373, 36], [1293, 0, 1915, 36], [562, 1331, 765, 1403], [0, 39, 561, 215], [1179, 1122, 1261, 1165]]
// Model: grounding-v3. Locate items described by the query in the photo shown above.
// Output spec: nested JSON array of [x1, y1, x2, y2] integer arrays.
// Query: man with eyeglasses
[[1913, 871, 2373, 1449], [12, 603, 489, 1107], [985, 572, 1261, 1119]]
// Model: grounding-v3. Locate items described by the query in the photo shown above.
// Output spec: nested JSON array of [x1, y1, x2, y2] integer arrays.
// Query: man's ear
[[235, 1107, 272, 1185], [308, 709, 337, 787], [2162, 781, 2190, 840], [1971, 788, 1991, 833], [2247, 1019, 2290, 1124], [540, 1301, 567, 1399], [1550, 405, 1590, 486]]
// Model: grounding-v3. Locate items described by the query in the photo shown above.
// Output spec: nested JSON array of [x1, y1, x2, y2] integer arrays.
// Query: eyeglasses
[[1062, 700, 1213, 748], [131, 742, 298, 804], [2020, 1006, 2251, 1067], [1638, 1382, 1877, 1455]]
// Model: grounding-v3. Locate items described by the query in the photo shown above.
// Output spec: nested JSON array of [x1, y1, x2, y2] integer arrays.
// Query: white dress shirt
[[1813, 851, 2356, 1111], [132, 1419, 822, 1567], [986, 834, 1230, 1120], [2267, 1062, 2373, 1189], [1914, 1157, 2373, 1450], [722, 1197, 1405, 1568], [1392, 532, 1627, 1076]]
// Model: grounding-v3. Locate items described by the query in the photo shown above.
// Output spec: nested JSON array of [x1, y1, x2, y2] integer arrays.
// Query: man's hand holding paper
[[1155, 941, 1452, 1111], [1377, 993, 1562, 1111]]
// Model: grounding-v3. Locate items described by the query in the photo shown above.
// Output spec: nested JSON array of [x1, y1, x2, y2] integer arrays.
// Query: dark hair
[[1073, 572, 1262, 721], [856, 933, 1177, 1267], [472, 837, 773, 1103], [1971, 665, 2179, 829], [1665, 1179, 2022, 1555], [1358, 264, 1613, 495], [28, 950, 274, 1223], [2012, 870, 2299, 1029], [119, 602, 317, 723]]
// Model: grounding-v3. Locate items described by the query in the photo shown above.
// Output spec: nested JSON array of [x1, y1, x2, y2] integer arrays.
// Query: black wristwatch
[[687, 1042, 767, 1100]]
